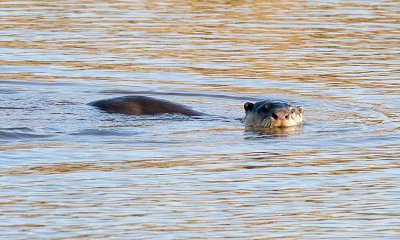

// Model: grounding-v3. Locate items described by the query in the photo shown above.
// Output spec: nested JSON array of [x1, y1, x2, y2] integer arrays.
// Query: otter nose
[[272, 109, 290, 120]]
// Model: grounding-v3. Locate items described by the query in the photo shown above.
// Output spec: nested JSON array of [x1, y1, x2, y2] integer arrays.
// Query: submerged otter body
[[244, 100, 304, 128], [89, 96, 203, 116], [90, 96, 304, 128]]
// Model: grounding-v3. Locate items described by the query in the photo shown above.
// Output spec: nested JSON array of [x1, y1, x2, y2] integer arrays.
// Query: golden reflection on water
[[2, 0, 398, 83]]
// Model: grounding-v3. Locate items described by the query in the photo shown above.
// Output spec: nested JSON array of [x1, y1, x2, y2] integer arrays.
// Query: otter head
[[244, 100, 304, 128]]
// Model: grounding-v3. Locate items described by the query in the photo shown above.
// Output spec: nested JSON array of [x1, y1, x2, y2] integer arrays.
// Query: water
[[1, 0, 399, 239]]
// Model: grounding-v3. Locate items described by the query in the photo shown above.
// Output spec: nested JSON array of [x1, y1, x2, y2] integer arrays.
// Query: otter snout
[[272, 109, 290, 121]]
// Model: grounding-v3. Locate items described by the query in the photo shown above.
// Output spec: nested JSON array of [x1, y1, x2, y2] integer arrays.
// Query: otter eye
[[291, 108, 295, 114], [261, 104, 270, 112]]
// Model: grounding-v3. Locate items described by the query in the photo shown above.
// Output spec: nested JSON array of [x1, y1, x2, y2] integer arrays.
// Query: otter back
[[89, 96, 203, 116]]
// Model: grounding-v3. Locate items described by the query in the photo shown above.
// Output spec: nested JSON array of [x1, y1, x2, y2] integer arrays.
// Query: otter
[[244, 100, 304, 128], [89, 96, 304, 128]]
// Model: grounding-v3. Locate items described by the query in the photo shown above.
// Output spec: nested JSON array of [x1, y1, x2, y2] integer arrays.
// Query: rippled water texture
[[1, 0, 399, 239]]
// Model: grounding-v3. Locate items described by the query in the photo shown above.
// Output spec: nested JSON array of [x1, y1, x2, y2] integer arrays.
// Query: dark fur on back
[[89, 96, 203, 116]]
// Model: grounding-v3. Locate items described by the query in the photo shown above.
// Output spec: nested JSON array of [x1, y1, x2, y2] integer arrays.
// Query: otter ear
[[298, 106, 304, 114], [244, 102, 254, 112]]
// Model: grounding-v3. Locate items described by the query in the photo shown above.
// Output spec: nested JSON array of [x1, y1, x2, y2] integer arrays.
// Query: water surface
[[1, 0, 399, 239]]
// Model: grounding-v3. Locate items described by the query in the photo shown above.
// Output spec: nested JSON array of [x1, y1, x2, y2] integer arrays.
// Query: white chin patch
[[272, 119, 296, 128]]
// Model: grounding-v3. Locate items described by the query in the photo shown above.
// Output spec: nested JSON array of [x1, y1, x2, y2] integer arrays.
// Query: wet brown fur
[[89, 96, 203, 116], [90, 96, 304, 128], [244, 100, 304, 128]]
